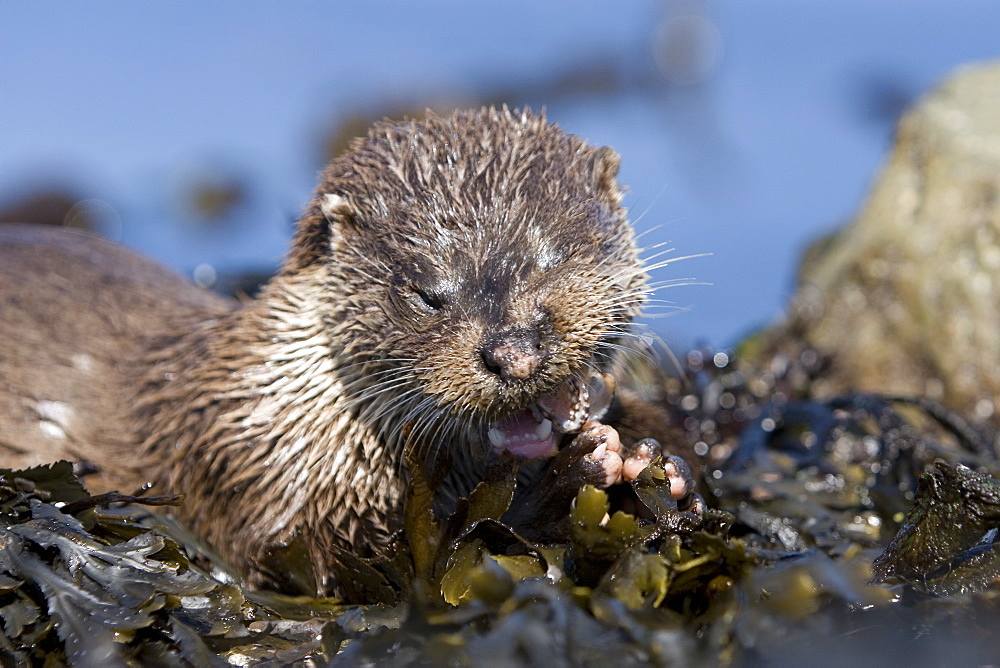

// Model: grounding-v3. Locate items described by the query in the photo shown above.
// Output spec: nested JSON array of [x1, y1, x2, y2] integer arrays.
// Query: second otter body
[[0, 109, 661, 595]]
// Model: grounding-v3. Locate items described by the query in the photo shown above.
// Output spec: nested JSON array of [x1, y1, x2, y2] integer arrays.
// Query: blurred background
[[1, 1, 998, 351]]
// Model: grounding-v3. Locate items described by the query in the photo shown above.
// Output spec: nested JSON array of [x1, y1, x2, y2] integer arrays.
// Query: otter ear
[[287, 192, 356, 271], [320, 193, 353, 224], [591, 146, 622, 206]]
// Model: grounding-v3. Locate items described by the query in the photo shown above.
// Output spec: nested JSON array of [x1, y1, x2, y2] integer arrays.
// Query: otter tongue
[[487, 409, 557, 460]]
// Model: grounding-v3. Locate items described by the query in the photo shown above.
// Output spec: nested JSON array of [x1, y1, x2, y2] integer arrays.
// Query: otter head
[[290, 108, 647, 461]]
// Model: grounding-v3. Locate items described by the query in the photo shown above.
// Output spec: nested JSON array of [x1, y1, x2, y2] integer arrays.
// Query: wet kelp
[[6, 348, 1000, 665], [0, 462, 343, 665]]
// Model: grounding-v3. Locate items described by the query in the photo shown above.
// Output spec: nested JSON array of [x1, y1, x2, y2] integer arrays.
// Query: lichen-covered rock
[[760, 61, 1000, 421]]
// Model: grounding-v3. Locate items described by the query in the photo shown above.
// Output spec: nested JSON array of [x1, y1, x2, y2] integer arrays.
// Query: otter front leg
[[503, 422, 702, 541], [502, 423, 619, 540]]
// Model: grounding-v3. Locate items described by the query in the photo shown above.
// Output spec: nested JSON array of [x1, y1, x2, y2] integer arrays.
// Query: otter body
[[0, 109, 663, 595]]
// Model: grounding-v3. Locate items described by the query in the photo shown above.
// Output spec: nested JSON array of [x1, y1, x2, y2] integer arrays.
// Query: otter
[[0, 108, 693, 596]]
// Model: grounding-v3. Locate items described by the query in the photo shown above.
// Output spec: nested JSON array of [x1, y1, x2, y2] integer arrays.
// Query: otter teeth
[[487, 418, 553, 449], [537, 372, 616, 434], [486, 371, 616, 460], [487, 412, 556, 460], [535, 417, 553, 440], [488, 426, 506, 449], [585, 372, 616, 422]]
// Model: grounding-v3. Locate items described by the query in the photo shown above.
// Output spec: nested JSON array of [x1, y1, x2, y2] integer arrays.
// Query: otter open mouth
[[486, 372, 616, 460]]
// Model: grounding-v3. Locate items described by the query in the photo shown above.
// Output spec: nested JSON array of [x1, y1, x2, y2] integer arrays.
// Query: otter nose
[[481, 328, 547, 381]]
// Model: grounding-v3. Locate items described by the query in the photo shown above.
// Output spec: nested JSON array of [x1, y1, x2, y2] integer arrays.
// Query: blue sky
[[2, 1, 998, 348]]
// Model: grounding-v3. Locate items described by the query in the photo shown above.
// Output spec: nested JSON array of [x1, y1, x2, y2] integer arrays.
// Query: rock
[[0, 189, 96, 230], [757, 61, 1000, 421]]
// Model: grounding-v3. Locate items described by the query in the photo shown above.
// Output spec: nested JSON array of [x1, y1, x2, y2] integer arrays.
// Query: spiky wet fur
[[4, 108, 652, 595]]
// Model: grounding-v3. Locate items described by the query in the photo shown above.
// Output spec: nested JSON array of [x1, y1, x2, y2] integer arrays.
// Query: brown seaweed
[[9, 347, 1000, 664]]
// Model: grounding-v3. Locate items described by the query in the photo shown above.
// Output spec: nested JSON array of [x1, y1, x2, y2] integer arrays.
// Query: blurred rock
[[180, 172, 248, 223], [0, 188, 95, 231], [755, 61, 1000, 422]]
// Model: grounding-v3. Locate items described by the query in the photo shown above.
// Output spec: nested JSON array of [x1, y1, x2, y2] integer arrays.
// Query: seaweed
[[873, 461, 1000, 595], [0, 463, 340, 666], [9, 347, 1000, 664]]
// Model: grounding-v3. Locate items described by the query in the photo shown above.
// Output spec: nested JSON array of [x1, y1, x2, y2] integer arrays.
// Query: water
[[1, 0, 997, 349]]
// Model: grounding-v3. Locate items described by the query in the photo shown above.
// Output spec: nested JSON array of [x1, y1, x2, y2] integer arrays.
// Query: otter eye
[[391, 271, 447, 315], [412, 286, 443, 311]]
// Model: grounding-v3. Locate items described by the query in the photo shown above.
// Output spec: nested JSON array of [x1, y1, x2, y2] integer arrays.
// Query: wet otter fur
[[0, 108, 688, 596]]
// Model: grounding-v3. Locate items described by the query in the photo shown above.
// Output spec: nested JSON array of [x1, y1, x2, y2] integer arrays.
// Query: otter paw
[[680, 491, 706, 515], [620, 437, 660, 482], [541, 420, 625, 489], [622, 442, 703, 515], [660, 453, 696, 502], [575, 420, 624, 488]]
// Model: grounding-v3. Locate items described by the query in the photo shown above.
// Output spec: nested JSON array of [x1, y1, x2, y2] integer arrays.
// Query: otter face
[[379, 227, 629, 459], [306, 109, 648, 459]]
